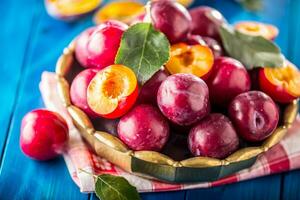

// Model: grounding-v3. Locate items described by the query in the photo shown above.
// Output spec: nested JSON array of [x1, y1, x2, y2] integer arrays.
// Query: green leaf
[[95, 174, 141, 200], [235, 0, 263, 11], [115, 23, 170, 84], [219, 25, 284, 69]]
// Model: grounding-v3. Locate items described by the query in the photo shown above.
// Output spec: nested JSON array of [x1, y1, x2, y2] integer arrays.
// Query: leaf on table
[[95, 174, 141, 200], [115, 22, 170, 84], [219, 25, 285, 69]]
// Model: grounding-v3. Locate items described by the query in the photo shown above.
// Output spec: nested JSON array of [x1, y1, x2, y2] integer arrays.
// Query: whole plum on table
[[118, 104, 170, 151], [20, 110, 69, 160], [188, 113, 239, 159], [157, 73, 210, 126], [228, 91, 279, 142]]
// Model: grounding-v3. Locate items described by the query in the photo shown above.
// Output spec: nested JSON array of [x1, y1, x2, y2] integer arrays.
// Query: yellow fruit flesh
[[265, 63, 300, 97], [93, 1, 144, 24], [87, 65, 137, 115], [48, 0, 102, 16]]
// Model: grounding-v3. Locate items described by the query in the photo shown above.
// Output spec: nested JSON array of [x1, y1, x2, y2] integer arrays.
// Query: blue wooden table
[[1, 0, 300, 199]]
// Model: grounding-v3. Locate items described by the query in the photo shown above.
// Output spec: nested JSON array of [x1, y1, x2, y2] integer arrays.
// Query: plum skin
[[75, 20, 128, 69], [188, 113, 239, 159], [137, 69, 169, 105], [207, 57, 251, 107], [185, 35, 224, 58], [70, 69, 99, 117], [228, 91, 279, 142], [117, 104, 169, 151], [20, 109, 69, 160], [157, 73, 210, 126], [189, 6, 227, 40], [150, 0, 191, 44]]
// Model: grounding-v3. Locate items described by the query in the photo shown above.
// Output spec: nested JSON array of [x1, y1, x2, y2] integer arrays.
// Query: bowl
[[55, 41, 299, 183]]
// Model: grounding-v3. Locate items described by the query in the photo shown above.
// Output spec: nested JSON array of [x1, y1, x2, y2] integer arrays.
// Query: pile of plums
[[21, 0, 300, 161]]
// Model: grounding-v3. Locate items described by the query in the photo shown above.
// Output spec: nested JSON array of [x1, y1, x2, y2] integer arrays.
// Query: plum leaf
[[95, 174, 140, 200], [115, 23, 170, 84], [235, 0, 263, 11], [219, 25, 284, 69]]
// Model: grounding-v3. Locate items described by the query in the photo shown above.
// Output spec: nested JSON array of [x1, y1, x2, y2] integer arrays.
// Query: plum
[[74, 27, 96, 68], [228, 91, 279, 142], [150, 0, 191, 43], [157, 73, 210, 126], [118, 104, 169, 151], [188, 113, 239, 159], [185, 35, 224, 58], [259, 62, 300, 103], [248, 68, 261, 90], [45, 0, 100, 21], [189, 6, 227, 40], [87, 65, 138, 119], [70, 68, 99, 117], [75, 21, 128, 69], [20, 109, 69, 160], [235, 21, 279, 41], [202, 36, 224, 58], [165, 43, 214, 80], [207, 57, 251, 107], [137, 69, 169, 105], [185, 34, 207, 46]]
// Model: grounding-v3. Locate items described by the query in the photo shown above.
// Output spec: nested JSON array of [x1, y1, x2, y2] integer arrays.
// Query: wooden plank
[[0, 0, 92, 199], [0, 0, 38, 160], [282, 170, 300, 200], [141, 191, 186, 200], [90, 190, 186, 200], [286, 0, 300, 65], [185, 174, 281, 200]]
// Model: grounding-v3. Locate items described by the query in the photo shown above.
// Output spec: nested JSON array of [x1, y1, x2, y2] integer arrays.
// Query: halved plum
[[165, 43, 214, 80], [93, 1, 145, 24], [259, 61, 300, 103], [87, 65, 138, 119], [235, 21, 278, 40], [45, 0, 101, 20]]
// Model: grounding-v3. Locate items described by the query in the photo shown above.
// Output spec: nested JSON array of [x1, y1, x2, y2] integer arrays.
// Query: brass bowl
[[55, 41, 299, 183]]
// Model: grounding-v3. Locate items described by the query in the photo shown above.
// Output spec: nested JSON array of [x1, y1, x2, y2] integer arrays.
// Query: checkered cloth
[[40, 72, 300, 193]]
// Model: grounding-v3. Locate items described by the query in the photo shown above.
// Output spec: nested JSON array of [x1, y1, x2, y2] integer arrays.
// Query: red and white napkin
[[40, 72, 300, 193]]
